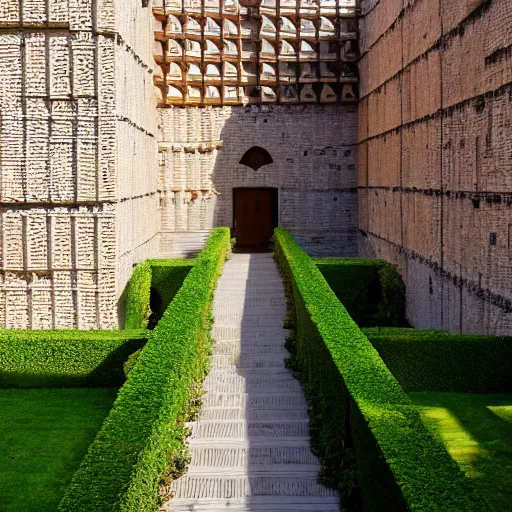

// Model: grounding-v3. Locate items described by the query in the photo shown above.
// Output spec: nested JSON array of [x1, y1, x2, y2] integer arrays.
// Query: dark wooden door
[[234, 188, 275, 249]]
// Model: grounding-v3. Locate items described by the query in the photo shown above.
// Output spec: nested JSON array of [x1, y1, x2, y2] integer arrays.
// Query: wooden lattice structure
[[153, 0, 359, 106]]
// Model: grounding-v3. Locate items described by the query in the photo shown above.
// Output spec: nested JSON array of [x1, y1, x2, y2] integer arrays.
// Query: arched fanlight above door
[[239, 146, 273, 171]]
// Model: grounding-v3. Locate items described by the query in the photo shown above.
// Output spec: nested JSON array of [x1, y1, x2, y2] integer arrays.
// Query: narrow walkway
[[164, 253, 338, 511]]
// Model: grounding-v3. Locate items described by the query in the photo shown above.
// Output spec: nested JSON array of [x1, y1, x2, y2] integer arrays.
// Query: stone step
[[206, 366, 290, 376], [216, 281, 283, 289], [201, 393, 306, 410], [219, 270, 281, 276], [213, 297, 286, 309], [168, 476, 337, 499], [212, 317, 285, 329], [202, 375, 301, 394], [188, 420, 310, 441], [212, 305, 286, 317], [186, 465, 320, 478], [212, 327, 288, 341], [217, 279, 282, 286], [210, 355, 287, 370], [189, 445, 318, 467], [218, 272, 281, 278], [215, 290, 285, 297], [198, 407, 308, 421], [212, 342, 289, 357], [163, 496, 340, 512]]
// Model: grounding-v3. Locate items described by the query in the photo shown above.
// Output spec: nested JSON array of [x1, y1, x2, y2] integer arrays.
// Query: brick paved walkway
[[162, 253, 337, 511]]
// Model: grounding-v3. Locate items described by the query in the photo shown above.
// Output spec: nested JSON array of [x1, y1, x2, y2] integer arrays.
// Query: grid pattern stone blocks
[[0, 0, 160, 329]]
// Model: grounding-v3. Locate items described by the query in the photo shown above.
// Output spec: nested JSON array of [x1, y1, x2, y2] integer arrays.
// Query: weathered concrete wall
[[358, 0, 512, 334], [0, 0, 159, 329], [158, 104, 358, 257]]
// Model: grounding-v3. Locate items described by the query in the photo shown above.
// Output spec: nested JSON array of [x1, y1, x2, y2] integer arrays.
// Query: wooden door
[[234, 188, 275, 249]]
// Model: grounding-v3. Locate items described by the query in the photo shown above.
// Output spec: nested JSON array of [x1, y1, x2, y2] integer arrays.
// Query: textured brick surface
[[158, 104, 358, 257], [358, 0, 512, 334]]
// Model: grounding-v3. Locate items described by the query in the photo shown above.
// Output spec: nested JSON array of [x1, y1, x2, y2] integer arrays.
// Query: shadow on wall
[[211, 105, 359, 257], [358, 232, 512, 336]]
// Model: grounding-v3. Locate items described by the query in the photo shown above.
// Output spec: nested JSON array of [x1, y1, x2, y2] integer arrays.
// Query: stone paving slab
[[202, 376, 302, 394], [212, 317, 285, 329], [187, 420, 311, 441], [198, 407, 308, 421], [166, 496, 340, 512], [209, 355, 287, 370], [212, 299, 286, 311], [200, 392, 307, 410], [164, 253, 337, 511], [206, 368, 291, 378], [211, 327, 290, 341], [169, 476, 336, 499], [210, 342, 289, 357], [189, 446, 318, 467]]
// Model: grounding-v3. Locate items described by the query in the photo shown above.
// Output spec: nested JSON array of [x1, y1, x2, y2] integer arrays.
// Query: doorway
[[233, 188, 278, 250]]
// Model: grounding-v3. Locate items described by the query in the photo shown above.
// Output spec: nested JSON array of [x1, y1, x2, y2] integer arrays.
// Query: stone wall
[[114, 0, 160, 311], [0, 0, 159, 329], [358, 0, 512, 334], [158, 104, 358, 257]]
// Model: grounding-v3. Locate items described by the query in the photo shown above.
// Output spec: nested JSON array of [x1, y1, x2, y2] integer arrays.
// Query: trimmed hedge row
[[59, 227, 231, 512], [364, 327, 512, 393], [124, 261, 153, 329], [0, 330, 147, 388], [147, 259, 193, 328], [274, 228, 487, 511], [124, 259, 193, 330], [315, 257, 406, 327]]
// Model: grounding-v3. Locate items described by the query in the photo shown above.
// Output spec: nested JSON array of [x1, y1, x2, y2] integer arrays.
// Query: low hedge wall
[[124, 261, 152, 329], [315, 257, 406, 327], [147, 259, 193, 328], [364, 327, 512, 393], [274, 228, 487, 511], [59, 227, 231, 512], [0, 330, 147, 388], [124, 259, 193, 330]]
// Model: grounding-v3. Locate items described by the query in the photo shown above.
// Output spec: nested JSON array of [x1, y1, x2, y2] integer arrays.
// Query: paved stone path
[[162, 253, 338, 511]]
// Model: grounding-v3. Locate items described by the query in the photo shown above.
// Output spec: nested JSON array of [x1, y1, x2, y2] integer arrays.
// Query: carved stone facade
[[0, 0, 159, 328]]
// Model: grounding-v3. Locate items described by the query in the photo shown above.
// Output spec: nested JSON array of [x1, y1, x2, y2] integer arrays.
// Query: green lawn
[[410, 392, 512, 510], [0, 388, 118, 512]]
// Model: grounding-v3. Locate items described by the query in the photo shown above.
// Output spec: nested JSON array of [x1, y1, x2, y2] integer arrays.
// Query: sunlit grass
[[0, 388, 118, 512], [410, 392, 512, 510]]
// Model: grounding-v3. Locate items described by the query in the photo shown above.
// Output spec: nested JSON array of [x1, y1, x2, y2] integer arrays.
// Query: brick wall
[[158, 104, 358, 257], [358, 0, 512, 334]]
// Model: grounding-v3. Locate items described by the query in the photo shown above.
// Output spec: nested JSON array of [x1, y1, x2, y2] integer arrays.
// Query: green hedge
[[124, 262, 153, 329], [147, 259, 193, 328], [274, 228, 487, 511], [0, 330, 147, 388], [364, 327, 512, 393], [315, 258, 406, 327], [124, 259, 193, 329], [59, 227, 231, 512]]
